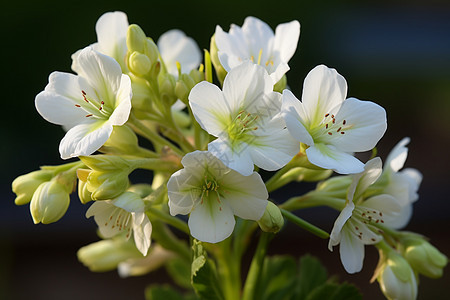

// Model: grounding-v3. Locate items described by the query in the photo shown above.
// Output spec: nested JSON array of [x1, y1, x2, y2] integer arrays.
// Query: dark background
[[1, 0, 449, 299]]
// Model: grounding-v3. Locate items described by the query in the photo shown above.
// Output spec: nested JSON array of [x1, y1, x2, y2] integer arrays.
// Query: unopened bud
[[12, 169, 54, 205], [144, 38, 159, 65], [78, 179, 92, 204], [210, 34, 227, 84], [102, 125, 140, 155], [257, 201, 284, 233], [128, 51, 151, 76], [30, 179, 71, 224], [273, 75, 287, 93], [127, 24, 146, 52], [403, 238, 447, 278]]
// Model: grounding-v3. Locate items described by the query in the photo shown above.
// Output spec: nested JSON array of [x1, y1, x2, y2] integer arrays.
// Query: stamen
[[257, 49, 263, 65]]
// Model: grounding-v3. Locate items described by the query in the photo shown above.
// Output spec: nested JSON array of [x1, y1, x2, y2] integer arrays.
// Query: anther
[[341, 132, 345, 135], [337, 127, 342, 132], [325, 113, 329, 117], [343, 120, 347, 125], [85, 114, 93, 117], [328, 132, 332, 135], [75, 104, 81, 107]]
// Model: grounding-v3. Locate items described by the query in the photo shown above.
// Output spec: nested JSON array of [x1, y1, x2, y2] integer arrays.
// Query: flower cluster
[[12, 11, 446, 300]]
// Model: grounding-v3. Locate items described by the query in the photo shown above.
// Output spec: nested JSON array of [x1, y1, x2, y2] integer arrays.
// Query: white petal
[[132, 213, 152, 256], [108, 74, 132, 125], [270, 62, 290, 84], [95, 11, 129, 65], [111, 192, 145, 213], [222, 62, 273, 113], [347, 217, 382, 245], [273, 20, 300, 63], [301, 65, 347, 126], [241, 16, 274, 57], [330, 98, 387, 152], [221, 172, 268, 220], [86, 201, 123, 238], [158, 29, 201, 77], [189, 81, 231, 136], [208, 139, 254, 176], [329, 201, 354, 250], [188, 196, 235, 243], [386, 137, 410, 173], [59, 121, 112, 159], [401, 168, 422, 202], [167, 169, 202, 216], [35, 91, 85, 128], [77, 47, 123, 105], [339, 228, 364, 273], [348, 157, 382, 202], [281, 89, 314, 145], [306, 143, 364, 174], [215, 25, 249, 71]]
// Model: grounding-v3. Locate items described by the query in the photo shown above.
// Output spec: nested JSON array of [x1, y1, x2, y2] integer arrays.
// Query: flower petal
[[111, 192, 145, 213], [189, 81, 231, 136], [158, 29, 201, 78], [329, 201, 355, 250], [59, 121, 112, 159], [132, 212, 152, 256], [188, 196, 235, 243], [281, 89, 314, 145], [221, 172, 268, 220], [95, 11, 129, 65], [108, 74, 132, 125], [306, 143, 364, 174], [301, 65, 347, 127], [241, 16, 274, 57], [385, 137, 410, 173], [348, 157, 382, 202], [339, 228, 365, 273], [215, 25, 249, 71], [273, 20, 300, 63], [208, 139, 254, 176], [330, 98, 387, 152], [167, 168, 202, 216]]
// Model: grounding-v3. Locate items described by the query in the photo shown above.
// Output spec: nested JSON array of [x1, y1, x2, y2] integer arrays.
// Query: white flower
[[86, 192, 152, 256], [35, 47, 132, 159], [167, 151, 268, 243], [380, 137, 422, 229], [329, 158, 401, 273], [72, 11, 129, 73], [158, 29, 201, 79], [215, 16, 300, 84], [282, 65, 387, 174], [189, 62, 299, 176]]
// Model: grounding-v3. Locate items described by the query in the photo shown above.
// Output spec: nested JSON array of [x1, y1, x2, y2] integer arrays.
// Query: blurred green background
[[1, 0, 449, 299]]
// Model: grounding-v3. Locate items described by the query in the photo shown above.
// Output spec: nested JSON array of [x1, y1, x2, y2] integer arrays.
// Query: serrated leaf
[[305, 282, 362, 300], [295, 254, 328, 299], [254, 255, 297, 300], [166, 257, 192, 289], [191, 240, 224, 300]]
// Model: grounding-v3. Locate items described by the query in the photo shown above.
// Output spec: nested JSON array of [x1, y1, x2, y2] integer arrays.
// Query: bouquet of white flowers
[[12, 11, 447, 300]]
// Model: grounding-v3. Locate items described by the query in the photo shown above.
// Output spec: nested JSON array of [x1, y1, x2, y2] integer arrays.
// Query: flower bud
[[128, 51, 151, 76], [143, 38, 159, 65], [403, 238, 448, 278], [273, 75, 287, 93], [175, 80, 190, 104], [377, 251, 418, 300], [101, 125, 140, 155], [257, 201, 284, 233], [30, 180, 71, 224], [189, 68, 204, 84], [12, 169, 54, 205], [78, 179, 92, 204], [127, 24, 146, 53], [210, 34, 227, 84], [159, 73, 177, 105], [77, 237, 143, 272]]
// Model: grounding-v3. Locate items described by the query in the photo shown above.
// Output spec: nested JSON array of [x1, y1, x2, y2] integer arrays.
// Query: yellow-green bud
[[159, 73, 177, 105], [210, 34, 227, 84], [377, 251, 418, 300], [12, 169, 54, 205], [273, 75, 287, 93], [130, 75, 152, 115], [127, 184, 153, 198], [30, 180, 71, 224], [403, 238, 448, 278], [144, 38, 159, 65], [127, 24, 147, 53], [77, 237, 143, 272], [189, 68, 205, 84], [101, 125, 140, 155], [257, 201, 284, 233], [79, 155, 134, 200], [78, 179, 92, 204], [128, 51, 151, 76], [175, 81, 189, 104]]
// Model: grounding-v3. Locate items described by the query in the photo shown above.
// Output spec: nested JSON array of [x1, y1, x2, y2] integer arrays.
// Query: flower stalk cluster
[[11, 11, 446, 300]]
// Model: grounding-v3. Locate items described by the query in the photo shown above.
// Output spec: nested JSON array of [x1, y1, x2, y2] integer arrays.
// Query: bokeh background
[[1, 0, 449, 299]]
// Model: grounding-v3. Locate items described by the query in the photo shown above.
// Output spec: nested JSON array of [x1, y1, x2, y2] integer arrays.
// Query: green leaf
[[305, 282, 362, 300], [145, 284, 197, 300], [295, 254, 328, 299], [254, 255, 298, 300], [166, 257, 192, 289], [191, 240, 224, 300]]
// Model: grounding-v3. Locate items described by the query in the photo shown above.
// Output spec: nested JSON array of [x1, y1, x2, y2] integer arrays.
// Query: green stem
[[150, 220, 191, 262], [280, 209, 329, 239], [281, 193, 345, 211], [265, 163, 295, 193], [216, 238, 241, 300], [147, 207, 189, 235], [242, 232, 272, 300]]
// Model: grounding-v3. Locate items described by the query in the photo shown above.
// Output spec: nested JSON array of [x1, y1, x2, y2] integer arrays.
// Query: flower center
[[74, 90, 112, 119], [104, 207, 132, 238], [199, 176, 224, 211], [227, 110, 259, 145], [250, 49, 274, 68], [310, 113, 351, 143]]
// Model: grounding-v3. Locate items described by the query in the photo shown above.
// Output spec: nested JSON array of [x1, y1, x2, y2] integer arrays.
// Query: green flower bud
[[30, 179, 71, 224], [159, 73, 177, 105], [143, 38, 159, 66], [128, 51, 151, 76], [210, 34, 227, 84], [172, 108, 191, 128], [403, 238, 448, 278], [77, 237, 143, 272], [189, 68, 204, 84], [12, 169, 54, 205], [130, 75, 152, 115], [79, 155, 135, 200], [78, 179, 92, 204], [175, 81, 189, 104], [273, 75, 287, 93], [376, 250, 418, 300], [101, 125, 140, 155], [127, 24, 147, 53], [127, 184, 153, 198], [257, 201, 284, 233]]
